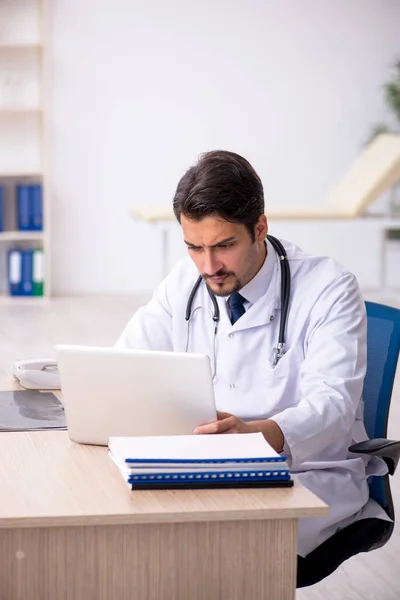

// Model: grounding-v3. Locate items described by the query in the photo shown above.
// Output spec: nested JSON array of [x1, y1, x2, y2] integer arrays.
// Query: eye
[[188, 246, 202, 253], [218, 243, 235, 249]]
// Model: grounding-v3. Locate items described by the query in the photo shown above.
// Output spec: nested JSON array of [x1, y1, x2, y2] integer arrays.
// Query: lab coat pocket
[[260, 344, 303, 412], [264, 344, 303, 383]]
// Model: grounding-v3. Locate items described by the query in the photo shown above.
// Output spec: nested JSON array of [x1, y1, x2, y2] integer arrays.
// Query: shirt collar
[[235, 239, 276, 306]]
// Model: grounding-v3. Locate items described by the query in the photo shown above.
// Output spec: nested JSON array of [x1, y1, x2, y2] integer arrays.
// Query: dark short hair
[[173, 150, 264, 241]]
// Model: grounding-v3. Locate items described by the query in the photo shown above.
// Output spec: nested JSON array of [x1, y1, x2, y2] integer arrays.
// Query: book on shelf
[[7, 248, 44, 296], [0, 185, 3, 232], [16, 183, 43, 231]]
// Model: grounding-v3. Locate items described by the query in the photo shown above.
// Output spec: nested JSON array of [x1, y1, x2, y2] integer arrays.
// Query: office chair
[[297, 301, 400, 588]]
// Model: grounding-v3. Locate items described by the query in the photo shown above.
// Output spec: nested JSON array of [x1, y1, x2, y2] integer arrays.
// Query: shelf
[[0, 171, 42, 178], [0, 44, 41, 51], [0, 231, 44, 242], [0, 1, 49, 297], [0, 294, 47, 304], [0, 108, 42, 114]]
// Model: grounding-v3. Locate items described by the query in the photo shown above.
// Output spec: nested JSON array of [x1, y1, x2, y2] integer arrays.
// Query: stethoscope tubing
[[184, 234, 290, 371]]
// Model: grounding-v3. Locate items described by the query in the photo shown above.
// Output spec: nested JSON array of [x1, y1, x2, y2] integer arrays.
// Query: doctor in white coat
[[116, 150, 389, 579]]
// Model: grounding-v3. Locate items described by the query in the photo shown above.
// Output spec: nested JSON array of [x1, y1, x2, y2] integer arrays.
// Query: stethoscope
[[184, 235, 291, 377]]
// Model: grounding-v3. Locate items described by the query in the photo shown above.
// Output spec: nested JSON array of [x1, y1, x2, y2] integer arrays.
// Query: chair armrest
[[348, 439, 400, 475]]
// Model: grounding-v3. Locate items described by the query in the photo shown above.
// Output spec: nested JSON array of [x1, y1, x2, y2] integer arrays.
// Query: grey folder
[[0, 390, 66, 431]]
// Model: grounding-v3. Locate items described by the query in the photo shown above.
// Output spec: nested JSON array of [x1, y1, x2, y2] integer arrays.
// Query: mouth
[[207, 274, 230, 284], [208, 274, 230, 284]]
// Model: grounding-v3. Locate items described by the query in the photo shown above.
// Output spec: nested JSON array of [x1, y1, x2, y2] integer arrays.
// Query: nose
[[203, 249, 222, 276]]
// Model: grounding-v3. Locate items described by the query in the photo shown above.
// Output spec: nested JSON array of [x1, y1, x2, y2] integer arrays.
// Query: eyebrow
[[184, 236, 237, 249]]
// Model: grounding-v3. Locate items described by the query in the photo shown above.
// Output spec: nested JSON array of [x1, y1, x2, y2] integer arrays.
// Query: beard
[[202, 271, 242, 297]]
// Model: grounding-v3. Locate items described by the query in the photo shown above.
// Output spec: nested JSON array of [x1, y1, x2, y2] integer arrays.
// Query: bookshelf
[[0, 0, 49, 301]]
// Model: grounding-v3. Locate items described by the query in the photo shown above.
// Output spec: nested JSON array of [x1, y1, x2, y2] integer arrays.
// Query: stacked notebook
[[109, 432, 292, 490]]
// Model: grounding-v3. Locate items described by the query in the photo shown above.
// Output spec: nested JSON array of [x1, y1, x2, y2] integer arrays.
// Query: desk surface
[[0, 431, 327, 528], [0, 381, 327, 529]]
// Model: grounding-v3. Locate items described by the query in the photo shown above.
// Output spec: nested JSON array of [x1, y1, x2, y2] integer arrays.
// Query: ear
[[254, 215, 268, 242]]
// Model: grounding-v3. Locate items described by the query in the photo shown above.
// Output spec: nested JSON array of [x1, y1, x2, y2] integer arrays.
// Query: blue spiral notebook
[[109, 433, 292, 490]]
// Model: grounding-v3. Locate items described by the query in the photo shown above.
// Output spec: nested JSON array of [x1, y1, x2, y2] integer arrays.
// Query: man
[[116, 150, 389, 580]]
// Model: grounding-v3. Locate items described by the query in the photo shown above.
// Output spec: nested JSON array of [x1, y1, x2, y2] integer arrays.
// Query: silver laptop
[[55, 345, 217, 445]]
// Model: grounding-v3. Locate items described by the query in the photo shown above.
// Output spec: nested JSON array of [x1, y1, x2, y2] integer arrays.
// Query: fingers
[[216, 411, 232, 420], [194, 416, 237, 435]]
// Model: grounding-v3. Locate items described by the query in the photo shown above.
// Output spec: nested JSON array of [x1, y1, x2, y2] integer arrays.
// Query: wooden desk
[[0, 385, 327, 600]]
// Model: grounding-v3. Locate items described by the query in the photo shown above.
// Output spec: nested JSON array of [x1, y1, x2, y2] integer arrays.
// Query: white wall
[[49, 0, 400, 294]]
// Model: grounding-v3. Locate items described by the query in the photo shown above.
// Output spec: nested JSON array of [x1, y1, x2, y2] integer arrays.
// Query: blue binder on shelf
[[21, 249, 34, 295], [30, 184, 43, 231], [109, 433, 293, 490], [16, 184, 43, 231], [0, 186, 3, 232], [7, 249, 34, 296], [16, 185, 31, 231], [8, 250, 22, 296]]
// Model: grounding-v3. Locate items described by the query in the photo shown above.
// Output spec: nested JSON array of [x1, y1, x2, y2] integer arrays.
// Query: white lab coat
[[116, 238, 389, 557]]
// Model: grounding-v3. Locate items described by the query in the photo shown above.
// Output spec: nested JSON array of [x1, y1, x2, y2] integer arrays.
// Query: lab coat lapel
[[231, 255, 281, 333], [212, 293, 278, 335], [231, 295, 279, 333]]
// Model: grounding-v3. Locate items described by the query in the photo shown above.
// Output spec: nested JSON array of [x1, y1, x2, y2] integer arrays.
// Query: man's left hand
[[194, 412, 285, 453], [194, 412, 253, 435]]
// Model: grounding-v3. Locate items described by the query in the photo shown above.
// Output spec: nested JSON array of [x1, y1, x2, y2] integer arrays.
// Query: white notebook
[[109, 433, 292, 488], [108, 432, 283, 464]]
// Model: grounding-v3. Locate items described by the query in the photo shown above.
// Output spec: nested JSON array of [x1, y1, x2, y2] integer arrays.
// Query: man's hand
[[194, 412, 252, 435], [194, 412, 285, 454]]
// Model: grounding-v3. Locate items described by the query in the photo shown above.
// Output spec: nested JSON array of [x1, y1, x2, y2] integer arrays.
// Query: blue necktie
[[230, 292, 246, 325]]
